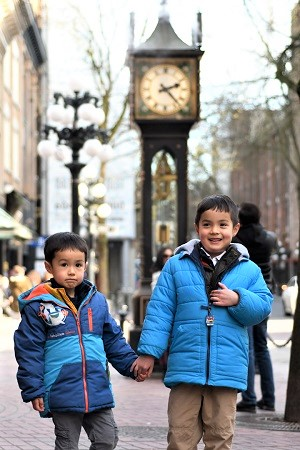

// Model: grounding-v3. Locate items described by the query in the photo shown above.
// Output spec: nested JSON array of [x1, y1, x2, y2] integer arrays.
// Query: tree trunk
[[284, 181, 300, 422]]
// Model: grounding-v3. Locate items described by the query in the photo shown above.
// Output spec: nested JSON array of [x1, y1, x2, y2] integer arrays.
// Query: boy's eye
[[76, 263, 84, 268]]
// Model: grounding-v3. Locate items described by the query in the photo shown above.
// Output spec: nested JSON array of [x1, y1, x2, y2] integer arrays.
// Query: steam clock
[[129, 6, 204, 344]]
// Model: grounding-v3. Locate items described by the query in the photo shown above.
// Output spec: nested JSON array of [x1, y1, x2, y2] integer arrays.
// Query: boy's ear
[[44, 261, 52, 274], [232, 222, 240, 237], [194, 223, 199, 233]]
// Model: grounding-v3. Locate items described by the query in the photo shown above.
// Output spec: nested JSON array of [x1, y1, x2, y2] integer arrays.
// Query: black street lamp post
[[38, 88, 110, 235], [78, 179, 111, 285]]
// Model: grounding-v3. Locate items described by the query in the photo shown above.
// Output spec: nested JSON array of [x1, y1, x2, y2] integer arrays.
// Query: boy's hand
[[135, 371, 148, 382], [130, 355, 155, 380], [31, 397, 44, 412], [210, 282, 240, 306]]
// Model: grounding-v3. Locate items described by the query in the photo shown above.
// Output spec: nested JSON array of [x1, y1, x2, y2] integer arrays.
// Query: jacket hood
[[174, 238, 249, 260]]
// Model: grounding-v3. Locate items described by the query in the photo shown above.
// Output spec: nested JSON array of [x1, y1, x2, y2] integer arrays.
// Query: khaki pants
[[167, 384, 237, 450]]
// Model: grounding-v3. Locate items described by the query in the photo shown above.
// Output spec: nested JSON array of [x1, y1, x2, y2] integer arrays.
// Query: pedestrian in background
[[151, 245, 173, 290], [235, 202, 277, 413], [8, 265, 32, 314], [132, 194, 273, 450], [0, 274, 10, 316], [14, 232, 145, 450], [26, 269, 42, 286], [151, 245, 173, 374]]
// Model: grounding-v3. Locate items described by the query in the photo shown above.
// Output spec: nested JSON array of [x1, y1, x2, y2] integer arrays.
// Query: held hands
[[130, 355, 155, 382], [210, 282, 240, 307], [31, 397, 44, 412]]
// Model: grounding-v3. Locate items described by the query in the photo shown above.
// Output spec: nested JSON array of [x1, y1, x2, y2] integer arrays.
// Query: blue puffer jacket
[[138, 240, 273, 391], [14, 279, 137, 417]]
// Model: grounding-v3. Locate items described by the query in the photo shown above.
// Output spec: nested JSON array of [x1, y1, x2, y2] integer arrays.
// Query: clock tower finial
[[159, 0, 169, 20]]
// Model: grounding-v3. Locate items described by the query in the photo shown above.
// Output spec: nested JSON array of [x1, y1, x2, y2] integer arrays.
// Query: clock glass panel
[[140, 64, 191, 115], [134, 58, 198, 120]]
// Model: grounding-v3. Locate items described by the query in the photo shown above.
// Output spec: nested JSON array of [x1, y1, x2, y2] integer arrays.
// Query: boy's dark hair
[[44, 232, 88, 263], [238, 202, 261, 225], [194, 194, 239, 226]]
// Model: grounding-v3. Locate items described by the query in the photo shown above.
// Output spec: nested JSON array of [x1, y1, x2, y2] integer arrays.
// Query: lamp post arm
[[54, 91, 100, 109], [44, 124, 109, 160]]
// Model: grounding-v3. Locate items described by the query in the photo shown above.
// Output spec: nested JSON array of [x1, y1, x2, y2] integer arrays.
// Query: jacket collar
[[175, 238, 249, 262]]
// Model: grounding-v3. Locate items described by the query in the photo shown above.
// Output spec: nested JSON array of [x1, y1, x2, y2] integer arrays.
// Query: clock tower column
[[128, 7, 204, 347]]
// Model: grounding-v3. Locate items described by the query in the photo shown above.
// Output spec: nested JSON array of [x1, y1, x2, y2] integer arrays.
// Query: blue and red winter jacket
[[14, 279, 137, 417]]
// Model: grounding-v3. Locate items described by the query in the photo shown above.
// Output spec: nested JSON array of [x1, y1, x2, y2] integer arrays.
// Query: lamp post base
[[128, 279, 151, 352], [128, 280, 169, 374]]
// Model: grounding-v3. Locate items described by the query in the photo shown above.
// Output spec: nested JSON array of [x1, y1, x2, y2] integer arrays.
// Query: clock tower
[[129, 4, 204, 342]]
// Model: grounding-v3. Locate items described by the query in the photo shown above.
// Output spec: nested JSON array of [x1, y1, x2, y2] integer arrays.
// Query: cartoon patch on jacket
[[38, 302, 68, 326]]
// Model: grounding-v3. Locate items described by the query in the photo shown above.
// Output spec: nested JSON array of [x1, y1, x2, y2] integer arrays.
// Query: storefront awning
[[0, 207, 34, 240]]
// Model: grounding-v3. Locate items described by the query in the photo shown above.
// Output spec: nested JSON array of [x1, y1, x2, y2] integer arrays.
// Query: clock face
[[140, 64, 191, 116]]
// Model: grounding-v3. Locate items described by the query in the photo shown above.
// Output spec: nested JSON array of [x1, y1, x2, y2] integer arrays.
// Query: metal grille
[[236, 414, 300, 432]]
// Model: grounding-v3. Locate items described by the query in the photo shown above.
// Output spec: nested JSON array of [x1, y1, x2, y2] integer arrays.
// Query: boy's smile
[[195, 209, 240, 258]]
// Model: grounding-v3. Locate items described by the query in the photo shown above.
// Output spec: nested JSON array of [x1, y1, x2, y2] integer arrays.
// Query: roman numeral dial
[[140, 64, 191, 116]]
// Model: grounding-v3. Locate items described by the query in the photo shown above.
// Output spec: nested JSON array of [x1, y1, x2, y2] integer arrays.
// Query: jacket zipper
[[206, 323, 212, 383], [196, 261, 213, 384], [186, 246, 242, 385], [201, 303, 212, 383], [51, 290, 95, 413], [75, 314, 89, 412], [76, 297, 94, 413], [48, 301, 90, 412]]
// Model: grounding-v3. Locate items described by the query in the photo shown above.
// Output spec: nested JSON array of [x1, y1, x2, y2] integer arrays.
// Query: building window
[[12, 40, 20, 104]]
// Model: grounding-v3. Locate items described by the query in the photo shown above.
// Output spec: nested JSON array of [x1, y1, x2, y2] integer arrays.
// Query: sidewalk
[[0, 302, 300, 450]]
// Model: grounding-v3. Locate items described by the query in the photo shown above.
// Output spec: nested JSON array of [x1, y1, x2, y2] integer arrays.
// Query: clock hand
[[159, 83, 181, 105], [165, 90, 181, 105], [159, 83, 180, 93]]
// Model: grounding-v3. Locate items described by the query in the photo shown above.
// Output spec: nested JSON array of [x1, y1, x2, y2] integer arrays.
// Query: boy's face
[[195, 208, 240, 258], [44, 249, 87, 297]]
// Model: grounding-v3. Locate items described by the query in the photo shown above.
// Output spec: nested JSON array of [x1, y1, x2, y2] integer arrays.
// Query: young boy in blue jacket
[[132, 194, 273, 450], [14, 232, 145, 450]]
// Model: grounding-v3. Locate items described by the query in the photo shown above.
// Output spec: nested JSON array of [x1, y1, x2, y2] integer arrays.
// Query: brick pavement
[[1, 301, 300, 450]]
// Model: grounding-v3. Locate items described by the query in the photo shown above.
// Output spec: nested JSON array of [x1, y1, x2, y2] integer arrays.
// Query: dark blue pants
[[242, 319, 275, 407]]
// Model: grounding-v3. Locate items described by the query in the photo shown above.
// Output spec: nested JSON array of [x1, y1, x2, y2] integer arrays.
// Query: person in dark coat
[[150, 245, 173, 291], [235, 202, 277, 413]]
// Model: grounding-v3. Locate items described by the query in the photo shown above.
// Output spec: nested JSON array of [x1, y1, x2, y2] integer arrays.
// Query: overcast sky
[[47, 0, 296, 101], [43, 0, 298, 236]]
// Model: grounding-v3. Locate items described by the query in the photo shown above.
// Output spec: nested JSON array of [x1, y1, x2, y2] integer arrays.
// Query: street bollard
[[118, 304, 128, 331]]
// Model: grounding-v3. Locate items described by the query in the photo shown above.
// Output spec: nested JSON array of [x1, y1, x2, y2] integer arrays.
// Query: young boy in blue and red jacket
[[14, 232, 144, 450], [132, 194, 273, 450]]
